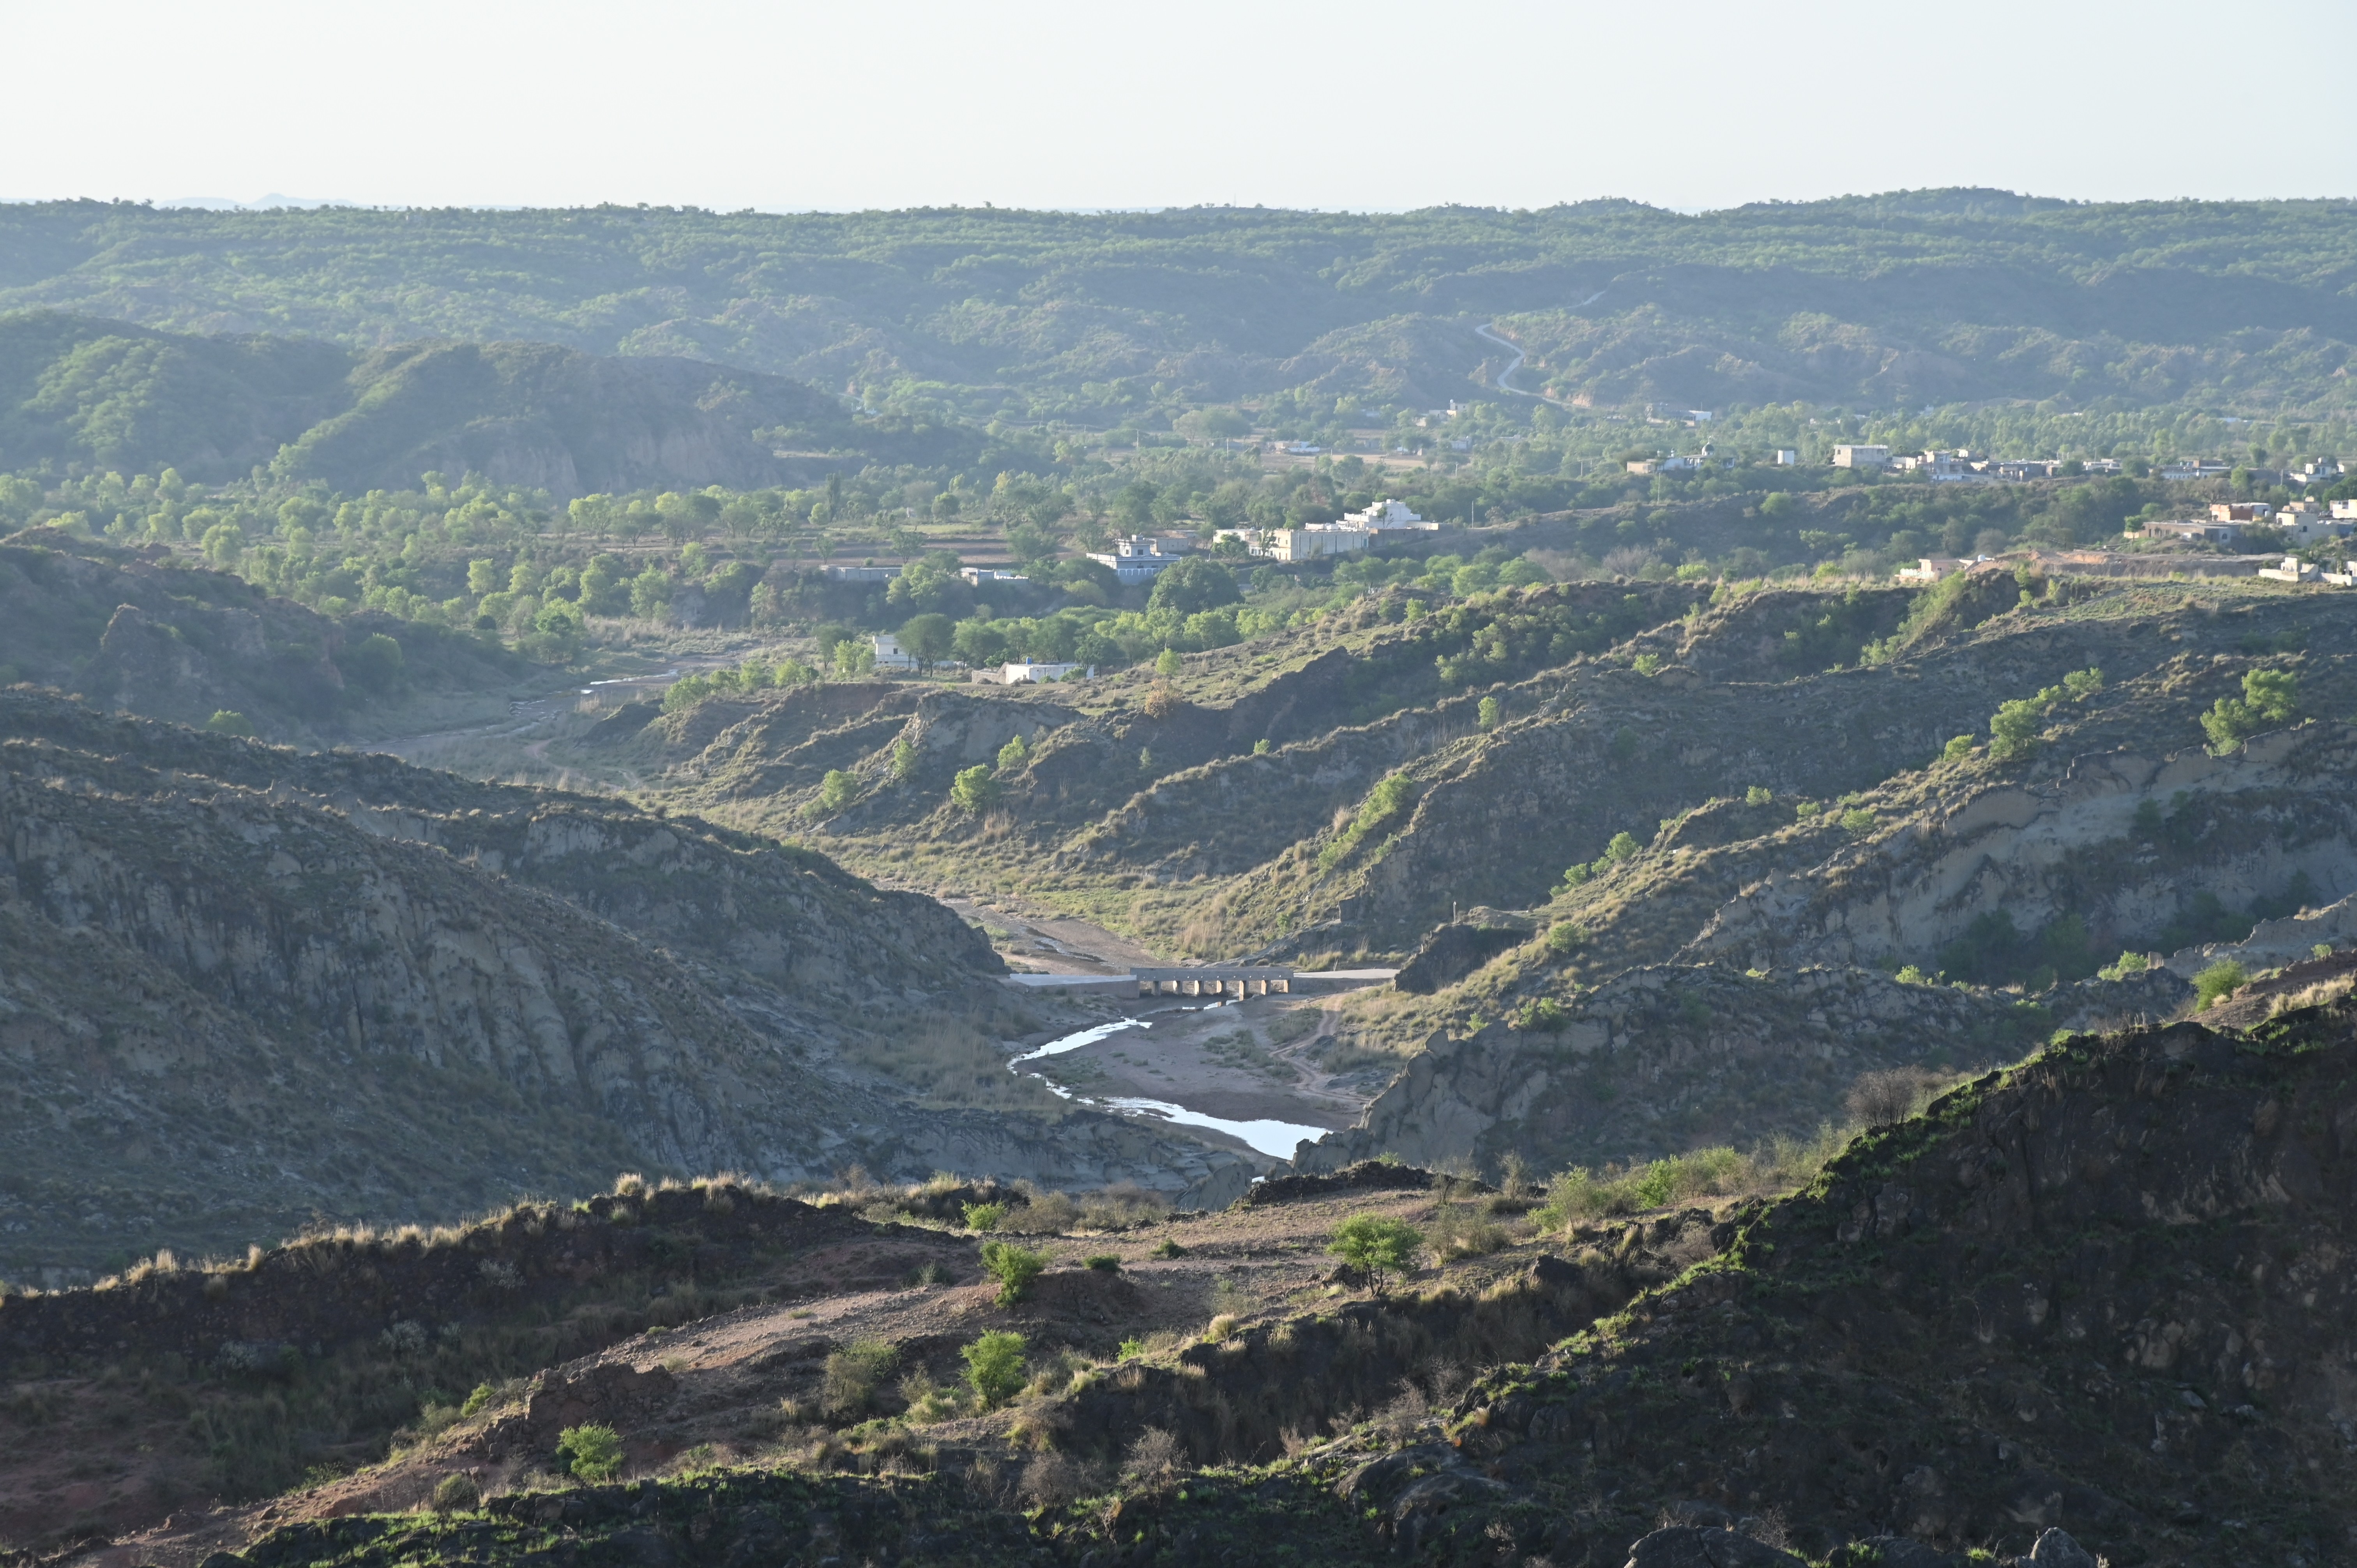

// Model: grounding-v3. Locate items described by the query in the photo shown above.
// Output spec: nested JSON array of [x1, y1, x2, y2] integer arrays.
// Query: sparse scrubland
[[16, 196, 2357, 1566]]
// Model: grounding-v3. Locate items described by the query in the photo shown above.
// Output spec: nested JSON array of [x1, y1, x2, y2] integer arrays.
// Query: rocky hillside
[[0, 693, 1250, 1281], [0, 531, 537, 744], [28, 1003, 2357, 1568], [0, 310, 972, 495], [597, 567, 2357, 1188]]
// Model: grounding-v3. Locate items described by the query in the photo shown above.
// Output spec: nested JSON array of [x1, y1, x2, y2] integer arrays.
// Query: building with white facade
[[1339, 499, 1436, 531], [1266, 526, 1371, 563], [1087, 536, 1190, 584], [1831, 445, 1891, 469]]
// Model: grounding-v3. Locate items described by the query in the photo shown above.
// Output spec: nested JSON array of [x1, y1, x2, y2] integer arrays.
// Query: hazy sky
[[7, 0, 2353, 214]]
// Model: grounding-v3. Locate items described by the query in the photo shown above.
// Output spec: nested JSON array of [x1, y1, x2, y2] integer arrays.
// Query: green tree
[[832, 639, 876, 679], [2201, 668, 2298, 752], [899, 613, 956, 673], [951, 764, 1001, 812], [891, 737, 918, 780], [338, 632, 405, 694], [979, 1241, 1048, 1305], [1154, 648, 1182, 678], [2193, 959, 2248, 1011], [204, 709, 255, 737], [962, 1331, 1028, 1407], [1327, 1215, 1423, 1295], [628, 565, 673, 621], [467, 557, 500, 595], [1604, 831, 1641, 863], [556, 1423, 624, 1481], [1477, 696, 1502, 731], [1147, 557, 1241, 616], [200, 521, 244, 568], [814, 769, 861, 816], [1545, 922, 1587, 956], [995, 733, 1030, 772]]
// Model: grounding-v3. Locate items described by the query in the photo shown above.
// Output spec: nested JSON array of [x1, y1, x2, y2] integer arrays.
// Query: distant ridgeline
[[2, 194, 2356, 441]]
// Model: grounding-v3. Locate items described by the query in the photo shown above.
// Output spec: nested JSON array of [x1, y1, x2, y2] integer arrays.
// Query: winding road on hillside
[[1473, 289, 1605, 404]]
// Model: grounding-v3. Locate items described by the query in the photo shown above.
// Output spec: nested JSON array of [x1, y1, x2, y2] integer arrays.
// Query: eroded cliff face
[[1297, 960, 2189, 1176], [1689, 724, 2357, 972], [0, 696, 1249, 1278]]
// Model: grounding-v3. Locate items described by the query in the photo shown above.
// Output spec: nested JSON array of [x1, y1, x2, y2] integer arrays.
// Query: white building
[[824, 565, 899, 582], [1831, 445, 1891, 469], [960, 567, 1030, 584], [2333, 499, 2357, 521], [2159, 459, 2233, 481], [1339, 498, 1436, 531], [1087, 536, 1190, 584], [1772, 449, 1800, 465], [1267, 526, 1371, 563], [999, 661, 1088, 684], [870, 633, 918, 670], [2259, 556, 2325, 583], [2291, 459, 2344, 486], [1897, 556, 1976, 582]]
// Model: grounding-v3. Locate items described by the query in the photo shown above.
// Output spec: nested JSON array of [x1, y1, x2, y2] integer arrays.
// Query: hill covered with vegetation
[[2, 195, 2355, 451], [0, 309, 975, 495]]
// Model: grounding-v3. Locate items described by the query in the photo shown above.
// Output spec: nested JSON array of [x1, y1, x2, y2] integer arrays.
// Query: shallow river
[[1011, 1016, 1329, 1160]]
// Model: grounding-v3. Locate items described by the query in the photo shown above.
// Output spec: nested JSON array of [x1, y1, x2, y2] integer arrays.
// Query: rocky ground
[[14, 999, 2357, 1567]]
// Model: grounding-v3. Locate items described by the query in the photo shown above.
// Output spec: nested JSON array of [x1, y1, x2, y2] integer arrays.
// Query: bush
[[963, 1330, 1028, 1407], [1327, 1215, 1423, 1294], [996, 733, 1030, 772], [961, 1201, 1005, 1231], [1941, 734, 1974, 762], [1744, 785, 1772, 806], [205, 709, 256, 736], [821, 1340, 898, 1418], [2202, 668, 2299, 753], [1477, 696, 1502, 731], [950, 764, 1001, 812], [429, 1473, 481, 1513], [980, 1240, 1048, 1305], [2097, 950, 2150, 981], [1545, 922, 1587, 957], [891, 738, 918, 780], [812, 769, 861, 816], [557, 1423, 624, 1482], [2194, 960, 2248, 1011], [1152, 1238, 1187, 1259], [459, 1382, 496, 1417], [1839, 807, 1875, 837], [1154, 648, 1183, 678], [1083, 1254, 1121, 1273]]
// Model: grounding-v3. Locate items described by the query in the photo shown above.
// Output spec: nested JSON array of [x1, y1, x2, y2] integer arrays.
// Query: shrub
[[963, 1330, 1028, 1407], [961, 1201, 1005, 1231], [1083, 1254, 1121, 1273], [557, 1423, 624, 1482], [2097, 950, 2150, 980], [2194, 960, 2248, 1011], [1941, 734, 1975, 762], [1152, 1238, 1187, 1259], [996, 733, 1030, 772], [1745, 785, 1772, 806], [1795, 800, 1821, 819], [2202, 668, 2299, 753], [429, 1473, 481, 1513], [1253, 738, 1272, 754], [1840, 807, 1875, 837], [204, 709, 256, 737], [459, 1383, 496, 1418], [813, 769, 860, 816], [821, 1339, 898, 1418], [950, 765, 1001, 812], [1327, 1215, 1423, 1294], [1477, 696, 1502, 731], [1845, 1067, 1949, 1127], [1604, 831, 1641, 863], [1117, 1336, 1147, 1359], [1632, 653, 1663, 675], [980, 1240, 1048, 1305], [1545, 922, 1587, 957], [1512, 997, 1569, 1031], [891, 738, 918, 780], [1155, 648, 1184, 678]]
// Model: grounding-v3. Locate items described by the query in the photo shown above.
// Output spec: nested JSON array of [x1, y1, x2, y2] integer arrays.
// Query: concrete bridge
[[1133, 966, 1293, 998]]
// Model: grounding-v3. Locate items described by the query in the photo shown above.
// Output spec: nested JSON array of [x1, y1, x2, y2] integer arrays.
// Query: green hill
[[0, 309, 974, 494], [4, 195, 2356, 424]]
